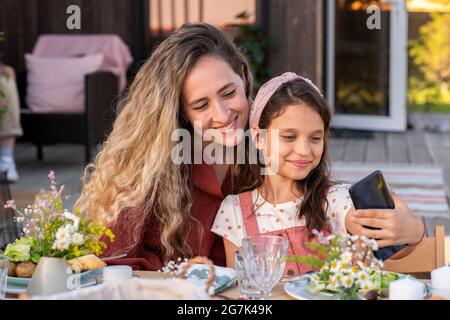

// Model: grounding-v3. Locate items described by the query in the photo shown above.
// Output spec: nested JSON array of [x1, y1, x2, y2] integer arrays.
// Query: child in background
[[212, 72, 356, 277]]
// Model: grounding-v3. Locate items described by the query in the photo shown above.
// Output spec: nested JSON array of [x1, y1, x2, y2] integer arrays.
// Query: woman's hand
[[346, 191, 424, 248]]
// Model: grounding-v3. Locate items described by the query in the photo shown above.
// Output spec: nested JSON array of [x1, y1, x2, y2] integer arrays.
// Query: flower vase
[[26, 257, 70, 297]]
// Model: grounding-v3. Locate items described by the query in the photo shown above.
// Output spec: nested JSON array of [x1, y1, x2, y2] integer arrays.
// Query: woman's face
[[261, 103, 325, 181], [182, 56, 249, 147]]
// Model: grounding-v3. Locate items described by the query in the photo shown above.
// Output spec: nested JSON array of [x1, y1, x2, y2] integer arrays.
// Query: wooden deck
[[8, 113, 450, 236], [329, 113, 450, 193], [10, 143, 86, 210]]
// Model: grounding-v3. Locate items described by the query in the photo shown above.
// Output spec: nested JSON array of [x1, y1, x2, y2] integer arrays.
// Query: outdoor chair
[[17, 34, 132, 164], [383, 225, 445, 275], [17, 71, 118, 164], [0, 173, 19, 250]]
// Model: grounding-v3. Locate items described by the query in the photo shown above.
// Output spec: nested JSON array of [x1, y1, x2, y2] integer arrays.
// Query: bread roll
[[8, 261, 17, 277], [67, 254, 106, 273], [15, 262, 36, 278]]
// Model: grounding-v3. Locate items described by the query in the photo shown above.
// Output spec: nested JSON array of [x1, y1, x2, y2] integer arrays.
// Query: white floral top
[[211, 184, 354, 247]]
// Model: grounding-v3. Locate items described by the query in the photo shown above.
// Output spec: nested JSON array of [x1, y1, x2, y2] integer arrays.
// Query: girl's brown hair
[[236, 78, 333, 236]]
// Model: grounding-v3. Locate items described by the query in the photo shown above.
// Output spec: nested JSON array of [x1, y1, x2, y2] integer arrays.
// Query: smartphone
[[349, 170, 394, 211], [349, 170, 405, 260]]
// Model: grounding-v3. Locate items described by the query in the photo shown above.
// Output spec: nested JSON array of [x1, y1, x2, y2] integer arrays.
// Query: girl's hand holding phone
[[348, 191, 424, 248]]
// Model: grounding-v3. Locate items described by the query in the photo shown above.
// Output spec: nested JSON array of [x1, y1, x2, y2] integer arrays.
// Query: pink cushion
[[25, 54, 104, 113], [33, 35, 132, 92]]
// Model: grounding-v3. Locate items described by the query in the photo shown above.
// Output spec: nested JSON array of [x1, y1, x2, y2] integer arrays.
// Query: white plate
[[284, 272, 407, 300], [5, 282, 27, 294], [284, 278, 336, 300], [6, 276, 31, 286]]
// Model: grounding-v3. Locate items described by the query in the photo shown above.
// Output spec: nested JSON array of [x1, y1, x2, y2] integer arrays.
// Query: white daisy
[[342, 276, 354, 288]]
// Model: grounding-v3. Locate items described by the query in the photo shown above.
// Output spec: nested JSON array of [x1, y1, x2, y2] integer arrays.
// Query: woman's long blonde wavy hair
[[76, 23, 253, 262]]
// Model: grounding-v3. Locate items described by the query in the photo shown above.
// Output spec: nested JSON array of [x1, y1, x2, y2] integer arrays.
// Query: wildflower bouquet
[[2, 171, 114, 277], [288, 232, 400, 300]]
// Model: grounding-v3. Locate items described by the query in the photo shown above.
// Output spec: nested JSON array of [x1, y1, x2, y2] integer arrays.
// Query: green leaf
[[286, 254, 324, 269], [304, 242, 329, 257]]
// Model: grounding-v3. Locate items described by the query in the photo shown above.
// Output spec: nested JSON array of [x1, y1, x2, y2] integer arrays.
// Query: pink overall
[[239, 192, 330, 277]]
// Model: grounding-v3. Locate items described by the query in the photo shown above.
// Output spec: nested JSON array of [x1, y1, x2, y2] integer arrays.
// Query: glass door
[[327, 0, 408, 131]]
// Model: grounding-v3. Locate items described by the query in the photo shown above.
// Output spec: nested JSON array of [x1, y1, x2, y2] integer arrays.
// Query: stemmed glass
[[242, 235, 288, 299]]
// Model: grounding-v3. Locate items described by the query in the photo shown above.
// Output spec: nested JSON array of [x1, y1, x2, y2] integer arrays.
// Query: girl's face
[[259, 103, 325, 181], [182, 56, 249, 147]]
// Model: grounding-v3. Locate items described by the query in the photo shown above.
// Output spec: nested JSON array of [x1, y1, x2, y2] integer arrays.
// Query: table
[[133, 271, 294, 300], [6, 271, 431, 300], [135, 271, 430, 300]]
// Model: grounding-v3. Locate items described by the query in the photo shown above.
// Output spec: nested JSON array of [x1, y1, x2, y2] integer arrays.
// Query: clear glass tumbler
[[242, 235, 288, 299], [233, 249, 262, 299]]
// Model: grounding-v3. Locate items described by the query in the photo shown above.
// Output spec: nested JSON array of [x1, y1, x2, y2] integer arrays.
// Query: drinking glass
[[242, 235, 288, 299], [0, 256, 9, 300], [233, 249, 262, 299]]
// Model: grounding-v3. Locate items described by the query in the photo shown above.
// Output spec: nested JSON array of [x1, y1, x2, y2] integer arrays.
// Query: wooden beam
[[199, 0, 203, 23], [184, 0, 189, 24], [267, 0, 324, 88]]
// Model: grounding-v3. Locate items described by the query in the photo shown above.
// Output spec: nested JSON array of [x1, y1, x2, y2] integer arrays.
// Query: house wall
[[0, 0, 147, 73], [0, 0, 326, 86], [266, 0, 324, 89]]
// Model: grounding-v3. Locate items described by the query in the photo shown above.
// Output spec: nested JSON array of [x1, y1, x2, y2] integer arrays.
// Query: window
[[149, 0, 256, 35]]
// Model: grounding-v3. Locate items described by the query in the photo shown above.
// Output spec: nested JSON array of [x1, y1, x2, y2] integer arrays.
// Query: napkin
[[181, 264, 237, 295], [32, 278, 210, 300]]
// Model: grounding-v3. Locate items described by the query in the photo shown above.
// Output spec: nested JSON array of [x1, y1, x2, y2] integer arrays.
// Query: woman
[[76, 23, 424, 270]]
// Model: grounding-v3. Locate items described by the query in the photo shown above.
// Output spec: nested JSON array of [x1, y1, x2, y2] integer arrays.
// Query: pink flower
[[312, 229, 330, 245], [38, 200, 49, 208], [29, 220, 38, 228], [329, 219, 340, 233], [4, 199, 15, 209], [48, 170, 56, 183], [50, 184, 59, 197]]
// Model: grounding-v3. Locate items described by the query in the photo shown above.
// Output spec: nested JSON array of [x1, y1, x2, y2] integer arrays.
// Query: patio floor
[[8, 113, 450, 237]]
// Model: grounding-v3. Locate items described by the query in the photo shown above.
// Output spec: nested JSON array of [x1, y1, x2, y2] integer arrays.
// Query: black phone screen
[[348, 170, 406, 260], [349, 170, 394, 211]]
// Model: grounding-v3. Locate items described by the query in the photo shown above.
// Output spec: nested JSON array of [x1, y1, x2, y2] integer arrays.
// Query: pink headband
[[249, 72, 322, 128]]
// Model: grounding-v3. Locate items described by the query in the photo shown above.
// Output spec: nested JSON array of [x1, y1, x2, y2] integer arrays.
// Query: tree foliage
[[410, 13, 450, 94], [232, 11, 277, 89]]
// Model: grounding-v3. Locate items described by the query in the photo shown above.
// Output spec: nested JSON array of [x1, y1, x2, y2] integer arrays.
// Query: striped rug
[[330, 162, 450, 218]]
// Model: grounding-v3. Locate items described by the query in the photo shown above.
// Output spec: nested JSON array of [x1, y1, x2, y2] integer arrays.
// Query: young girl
[[211, 72, 355, 277]]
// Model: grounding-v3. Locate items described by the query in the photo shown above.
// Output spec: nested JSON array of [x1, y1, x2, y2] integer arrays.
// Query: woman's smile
[[287, 160, 312, 168], [216, 116, 238, 133]]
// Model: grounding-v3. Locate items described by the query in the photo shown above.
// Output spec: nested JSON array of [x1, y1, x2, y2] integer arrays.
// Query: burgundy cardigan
[[100, 163, 231, 270]]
